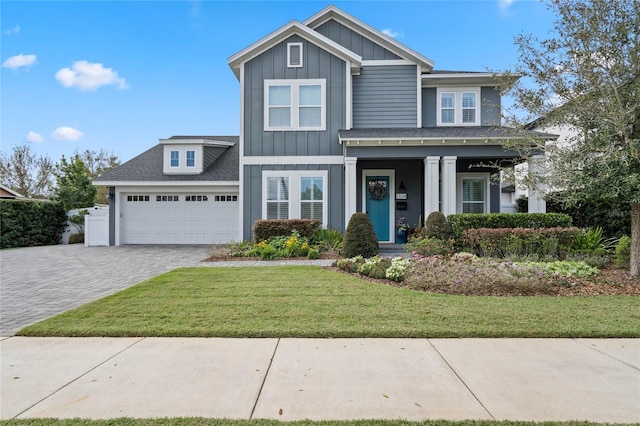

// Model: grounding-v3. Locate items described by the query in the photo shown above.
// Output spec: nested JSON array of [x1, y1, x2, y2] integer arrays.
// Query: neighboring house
[[0, 184, 25, 199], [95, 5, 556, 246]]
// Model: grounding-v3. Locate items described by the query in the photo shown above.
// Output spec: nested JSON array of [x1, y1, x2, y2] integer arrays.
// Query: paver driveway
[[0, 244, 210, 336]]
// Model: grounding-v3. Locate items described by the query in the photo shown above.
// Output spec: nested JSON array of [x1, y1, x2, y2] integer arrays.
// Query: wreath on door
[[368, 179, 387, 201]]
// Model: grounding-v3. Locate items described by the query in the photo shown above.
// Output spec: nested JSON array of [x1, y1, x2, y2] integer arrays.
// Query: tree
[[499, 0, 640, 276], [51, 155, 97, 211], [0, 144, 54, 198], [74, 148, 120, 204]]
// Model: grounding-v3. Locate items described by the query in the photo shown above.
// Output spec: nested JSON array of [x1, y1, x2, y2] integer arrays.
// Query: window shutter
[[288, 43, 302, 67]]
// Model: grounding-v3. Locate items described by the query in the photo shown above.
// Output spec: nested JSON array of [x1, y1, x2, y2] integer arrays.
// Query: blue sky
[[1, 0, 555, 164]]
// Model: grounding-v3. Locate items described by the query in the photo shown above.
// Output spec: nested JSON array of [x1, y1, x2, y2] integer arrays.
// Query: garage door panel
[[121, 193, 239, 244]]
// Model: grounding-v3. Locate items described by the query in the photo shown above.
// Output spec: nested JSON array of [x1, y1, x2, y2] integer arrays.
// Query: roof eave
[[304, 5, 434, 72], [228, 20, 363, 80]]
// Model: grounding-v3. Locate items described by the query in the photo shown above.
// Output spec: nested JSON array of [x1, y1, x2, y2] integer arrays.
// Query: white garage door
[[121, 193, 239, 244]]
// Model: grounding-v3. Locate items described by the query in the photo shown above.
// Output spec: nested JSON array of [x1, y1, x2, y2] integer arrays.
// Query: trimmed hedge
[[462, 227, 581, 259], [448, 213, 573, 240], [343, 212, 379, 258], [0, 199, 67, 248], [253, 219, 320, 242]]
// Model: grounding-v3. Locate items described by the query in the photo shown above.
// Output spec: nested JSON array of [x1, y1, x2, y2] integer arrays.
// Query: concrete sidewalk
[[1, 337, 638, 422]]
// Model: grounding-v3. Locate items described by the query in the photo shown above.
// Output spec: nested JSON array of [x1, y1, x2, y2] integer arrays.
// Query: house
[[95, 5, 556, 246], [0, 184, 25, 199]]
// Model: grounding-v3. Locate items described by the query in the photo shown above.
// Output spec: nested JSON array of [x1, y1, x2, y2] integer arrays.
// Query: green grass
[[17, 266, 640, 338], [0, 419, 629, 426]]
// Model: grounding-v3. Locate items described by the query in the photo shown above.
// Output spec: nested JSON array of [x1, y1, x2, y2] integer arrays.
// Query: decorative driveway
[[0, 244, 210, 336]]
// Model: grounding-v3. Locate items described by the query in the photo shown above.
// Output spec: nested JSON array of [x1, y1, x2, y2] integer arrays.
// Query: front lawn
[[17, 266, 640, 338]]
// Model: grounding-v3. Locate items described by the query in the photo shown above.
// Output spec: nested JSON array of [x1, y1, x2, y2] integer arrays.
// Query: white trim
[[159, 138, 234, 147], [264, 79, 326, 131], [456, 172, 490, 214], [261, 170, 329, 227], [361, 59, 415, 66], [287, 42, 303, 68], [345, 61, 353, 129], [0, 184, 24, 198], [94, 181, 240, 187], [242, 155, 344, 165], [361, 169, 395, 243], [416, 66, 422, 128], [340, 137, 504, 146], [344, 157, 357, 227], [436, 87, 481, 126], [239, 64, 246, 241]]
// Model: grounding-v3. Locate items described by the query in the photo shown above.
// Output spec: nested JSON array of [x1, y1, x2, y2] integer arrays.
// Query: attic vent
[[288, 43, 303, 68]]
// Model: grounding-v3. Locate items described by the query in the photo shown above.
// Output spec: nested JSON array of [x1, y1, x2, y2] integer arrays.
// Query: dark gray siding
[[243, 35, 346, 157], [421, 86, 502, 127], [481, 87, 501, 126], [314, 19, 400, 60], [353, 65, 418, 128], [242, 164, 345, 240], [109, 186, 115, 246], [422, 88, 437, 127]]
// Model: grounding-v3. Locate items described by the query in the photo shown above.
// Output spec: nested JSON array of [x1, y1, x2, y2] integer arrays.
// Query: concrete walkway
[[1, 337, 638, 422]]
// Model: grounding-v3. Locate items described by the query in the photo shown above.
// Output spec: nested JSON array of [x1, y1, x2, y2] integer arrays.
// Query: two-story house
[[95, 5, 555, 246]]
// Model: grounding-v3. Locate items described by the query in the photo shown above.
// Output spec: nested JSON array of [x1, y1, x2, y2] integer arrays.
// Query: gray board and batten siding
[[314, 19, 401, 60], [243, 35, 347, 157], [353, 65, 418, 128], [422, 87, 502, 127], [242, 164, 345, 241]]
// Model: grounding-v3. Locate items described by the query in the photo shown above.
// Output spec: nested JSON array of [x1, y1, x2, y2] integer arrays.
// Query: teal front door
[[366, 176, 390, 241]]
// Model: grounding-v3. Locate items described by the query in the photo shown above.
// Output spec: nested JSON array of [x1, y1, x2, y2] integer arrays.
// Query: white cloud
[[5, 25, 21, 36], [52, 126, 84, 141], [498, 0, 515, 15], [55, 60, 128, 91], [189, 0, 202, 17], [2, 53, 37, 70], [26, 131, 44, 143], [382, 28, 401, 39]]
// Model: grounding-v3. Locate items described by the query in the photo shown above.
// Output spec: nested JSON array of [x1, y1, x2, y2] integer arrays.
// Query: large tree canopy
[[500, 0, 639, 276], [0, 144, 54, 198], [51, 155, 97, 211]]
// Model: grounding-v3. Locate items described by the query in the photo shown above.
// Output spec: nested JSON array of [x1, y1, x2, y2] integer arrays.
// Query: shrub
[[448, 213, 573, 240], [307, 248, 320, 260], [0, 200, 67, 248], [343, 213, 379, 258], [519, 261, 598, 278], [68, 233, 84, 244], [565, 252, 610, 269], [334, 255, 410, 282], [359, 256, 391, 279], [253, 219, 320, 243], [573, 226, 609, 253], [424, 211, 451, 240], [248, 230, 311, 259], [313, 228, 343, 253], [405, 237, 454, 257], [385, 257, 411, 282], [614, 236, 631, 269], [333, 256, 365, 273], [461, 227, 580, 260]]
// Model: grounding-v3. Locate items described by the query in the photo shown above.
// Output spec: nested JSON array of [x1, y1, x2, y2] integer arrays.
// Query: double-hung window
[[437, 88, 480, 126], [263, 171, 328, 225], [170, 151, 179, 167], [264, 79, 326, 131], [186, 150, 195, 167]]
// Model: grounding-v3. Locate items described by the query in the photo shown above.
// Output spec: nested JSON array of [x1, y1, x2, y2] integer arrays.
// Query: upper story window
[[170, 151, 179, 167], [287, 43, 303, 68], [264, 79, 326, 131], [437, 88, 480, 126], [186, 150, 195, 167]]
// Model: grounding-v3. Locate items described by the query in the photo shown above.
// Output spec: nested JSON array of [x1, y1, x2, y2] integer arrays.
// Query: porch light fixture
[[399, 181, 406, 192]]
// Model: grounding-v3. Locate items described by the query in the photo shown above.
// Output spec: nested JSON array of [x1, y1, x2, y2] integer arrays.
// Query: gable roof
[[304, 5, 434, 72], [94, 136, 239, 186], [228, 20, 362, 80], [0, 184, 25, 198]]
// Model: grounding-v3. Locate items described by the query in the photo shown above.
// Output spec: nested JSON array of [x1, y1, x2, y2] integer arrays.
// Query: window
[[127, 195, 150, 202], [263, 171, 328, 225], [287, 43, 303, 68], [170, 151, 179, 167], [156, 195, 179, 202], [185, 195, 208, 202], [266, 177, 289, 219], [437, 88, 480, 126], [264, 79, 326, 131], [457, 173, 489, 213], [186, 150, 195, 167], [214, 195, 238, 202], [301, 177, 323, 221]]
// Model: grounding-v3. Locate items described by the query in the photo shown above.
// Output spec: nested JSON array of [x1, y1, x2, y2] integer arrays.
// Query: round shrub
[[343, 212, 379, 258], [425, 211, 451, 240]]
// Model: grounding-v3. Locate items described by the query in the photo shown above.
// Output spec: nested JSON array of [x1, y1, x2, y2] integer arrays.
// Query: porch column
[[344, 157, 358, 226], [528, 154, 546, 213], [424, 156, 440, 217], [442, 156, 457, 216]]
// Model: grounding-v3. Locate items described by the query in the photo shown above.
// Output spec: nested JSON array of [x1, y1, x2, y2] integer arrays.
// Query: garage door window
[[127, 195, 150, 202], [156, 195, 179, 202], [215, 195, 238, 202], [186, 195, 208, 202]]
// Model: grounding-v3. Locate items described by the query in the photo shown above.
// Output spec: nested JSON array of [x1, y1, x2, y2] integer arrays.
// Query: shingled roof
[[94, 136, 239, 183]]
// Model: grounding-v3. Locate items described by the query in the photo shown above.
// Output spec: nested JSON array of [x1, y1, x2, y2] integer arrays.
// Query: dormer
[[160, 137, 235, 175]]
